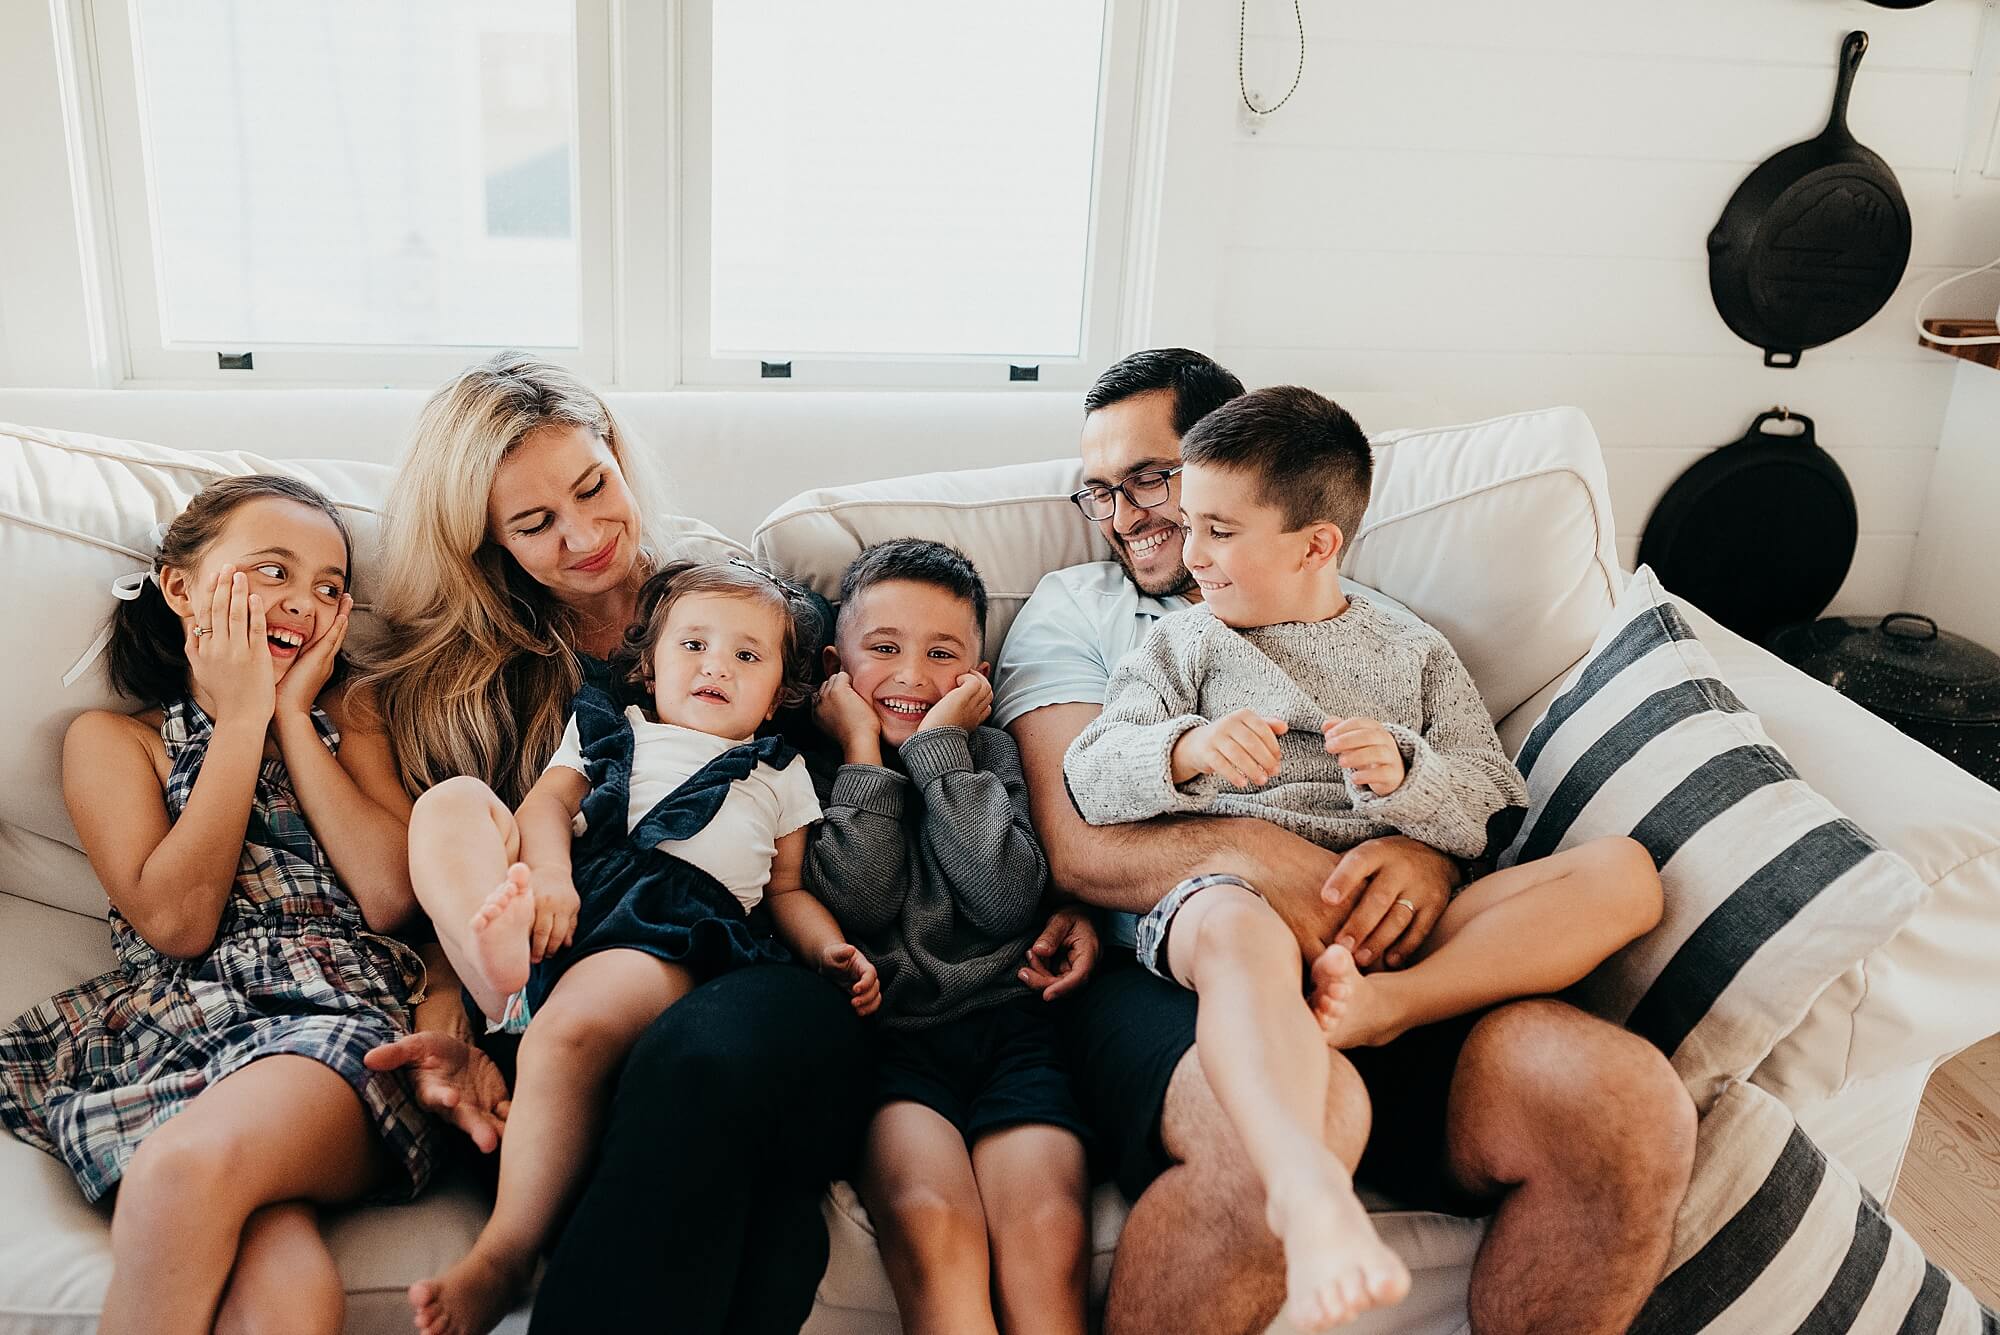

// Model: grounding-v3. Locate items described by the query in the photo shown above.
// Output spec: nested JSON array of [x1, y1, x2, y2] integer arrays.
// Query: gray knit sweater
[[804, 725, 1050, 1031], [1063, 597, 1527, 860]]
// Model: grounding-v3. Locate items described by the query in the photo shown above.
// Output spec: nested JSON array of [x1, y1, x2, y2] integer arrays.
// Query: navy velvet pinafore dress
[[524, 682, 797, 1012]]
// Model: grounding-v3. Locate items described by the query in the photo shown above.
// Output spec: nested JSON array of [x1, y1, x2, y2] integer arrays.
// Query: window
[[76, 0, 1140, 387]]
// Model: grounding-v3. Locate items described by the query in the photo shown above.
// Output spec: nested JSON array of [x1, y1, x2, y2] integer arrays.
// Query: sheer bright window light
[[134, 0, 578, 349], [709, 2, 1106, 360]]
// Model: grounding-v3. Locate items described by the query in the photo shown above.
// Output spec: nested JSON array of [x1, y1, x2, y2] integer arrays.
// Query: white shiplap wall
[[1210, 0, 2000, 615]]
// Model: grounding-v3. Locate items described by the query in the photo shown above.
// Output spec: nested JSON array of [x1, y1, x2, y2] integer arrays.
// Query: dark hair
[[609, 560, 822, 714], [835, 539, 989, 646], [1083, 348, 1246, 437], [107, 474, 353, 704], [1180, 386, 1373, 541]]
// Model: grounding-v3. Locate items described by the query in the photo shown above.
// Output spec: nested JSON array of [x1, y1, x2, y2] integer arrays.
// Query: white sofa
[[2, 398, 1996, 1335]]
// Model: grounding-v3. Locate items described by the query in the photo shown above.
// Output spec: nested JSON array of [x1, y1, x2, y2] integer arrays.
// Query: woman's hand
[[1019, 903, 1099, 1000], [1320, 835, 1456, 969], [814, 672, 882, 762], [275, 593, 352, 719], [916, 672, 993, 734], [819, 942, 880, 1016], [186, 566, 276, 726], [364, 1031, 512, 1154]]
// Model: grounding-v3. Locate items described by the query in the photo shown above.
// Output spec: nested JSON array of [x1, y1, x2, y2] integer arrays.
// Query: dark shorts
[[873, 993, 1091, 1146], [1061, 949, 1487, 1214]]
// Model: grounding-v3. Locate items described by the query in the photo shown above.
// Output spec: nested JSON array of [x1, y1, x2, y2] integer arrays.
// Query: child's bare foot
[[465, 865, 535, 1004], [409, 1246, 533, 1335], [1308, 944, 1409, 1049], [1265, 1152, 1411, 1331]]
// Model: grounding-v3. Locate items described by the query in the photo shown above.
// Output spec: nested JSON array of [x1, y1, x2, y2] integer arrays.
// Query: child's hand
[[819, 942, 881, 1016], [916, 672, 992, 734], [525, 864, 581, 963], [186, 565, 277, 727], [1172, 709, 1287, 787], [1020, 904, 1099, 1000], [1324, 717, 1405, 796], [274, 593, 352, 719], [814, 672, 882, 757]]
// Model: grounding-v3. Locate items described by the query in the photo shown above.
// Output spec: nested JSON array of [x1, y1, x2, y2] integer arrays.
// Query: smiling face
[[487, 423, 643, 607], [1178, 461, 1344, 629], [644, 592, 790, 740], [161, 497, 350, 681], [1078, 389, 1198, 600], [831, 579, 988, 748]]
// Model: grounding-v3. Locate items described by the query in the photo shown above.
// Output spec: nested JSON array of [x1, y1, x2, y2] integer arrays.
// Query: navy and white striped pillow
[[1498, 567, 1930, 1108], [1632, 1079, 1997, 1334]]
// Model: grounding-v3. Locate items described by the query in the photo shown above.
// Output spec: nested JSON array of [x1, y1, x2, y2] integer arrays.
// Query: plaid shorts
[[1133, 872, 1258, 987]]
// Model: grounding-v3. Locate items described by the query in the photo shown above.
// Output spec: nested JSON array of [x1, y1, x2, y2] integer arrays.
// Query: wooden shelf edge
[[1921, 318, 2000, 371]]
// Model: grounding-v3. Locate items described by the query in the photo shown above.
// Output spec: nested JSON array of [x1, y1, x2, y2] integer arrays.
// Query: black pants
[[529, 964, 872, 1335]]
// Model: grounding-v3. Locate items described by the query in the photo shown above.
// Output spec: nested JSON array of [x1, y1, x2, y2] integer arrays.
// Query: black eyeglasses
[[1069, 466, 1183, 522]]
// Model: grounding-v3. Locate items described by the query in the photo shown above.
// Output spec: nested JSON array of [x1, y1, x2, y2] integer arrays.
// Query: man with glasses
[[993, 349, 1695, 1335]]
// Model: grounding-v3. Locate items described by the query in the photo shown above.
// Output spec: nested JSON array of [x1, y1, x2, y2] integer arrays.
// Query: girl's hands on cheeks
[[814, 672, 882, 757], [186, 566, 276, 726], [274, 593, 353, 719], [819, 942, 880, 1015], [915, 672, 993, 734]]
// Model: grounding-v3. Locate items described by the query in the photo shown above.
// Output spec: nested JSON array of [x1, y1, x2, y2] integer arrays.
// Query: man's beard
[[1113, 532, 1198, 599]]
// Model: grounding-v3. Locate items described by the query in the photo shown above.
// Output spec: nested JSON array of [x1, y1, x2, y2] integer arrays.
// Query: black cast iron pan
[[1708, 32, 1911, 367], [1637, 409, 1857, 644]]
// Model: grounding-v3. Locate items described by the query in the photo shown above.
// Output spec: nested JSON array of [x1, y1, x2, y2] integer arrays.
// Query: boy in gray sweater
[[805, 539, 1092, 1335], [1063, 387, 1663, 1333]]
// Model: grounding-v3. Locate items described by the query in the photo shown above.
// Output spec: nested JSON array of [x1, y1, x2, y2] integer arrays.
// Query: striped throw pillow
[[1497, 566, 1931, 1109], [1633, 1079, 1997, 1333]]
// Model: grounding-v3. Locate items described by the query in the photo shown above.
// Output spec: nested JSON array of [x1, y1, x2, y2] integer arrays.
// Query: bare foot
[[465, 865, 535, 1007], [409, 1246, 533, 1335], [1308, 943, 1409, 1049], [1265, 1151, 1411, 1331]]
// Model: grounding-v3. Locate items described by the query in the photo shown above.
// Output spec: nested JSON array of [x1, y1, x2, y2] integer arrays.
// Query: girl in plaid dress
[[0, 476, 438, 1335]]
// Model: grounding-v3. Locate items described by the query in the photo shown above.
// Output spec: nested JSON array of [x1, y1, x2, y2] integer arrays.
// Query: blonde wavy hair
[[364, 352, 664, 804]]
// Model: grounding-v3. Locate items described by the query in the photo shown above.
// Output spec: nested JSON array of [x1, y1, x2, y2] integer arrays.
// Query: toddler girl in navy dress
[[412, 559, 879, 1335]]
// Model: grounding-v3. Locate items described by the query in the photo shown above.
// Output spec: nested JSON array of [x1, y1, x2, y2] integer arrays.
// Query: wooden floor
[[1887, 1033, 2000, 1307]]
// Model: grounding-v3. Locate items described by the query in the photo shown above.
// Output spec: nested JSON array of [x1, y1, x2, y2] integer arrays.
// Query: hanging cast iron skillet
[[1637, 409, 1857, 645], [1708, 31, 1911, 367]]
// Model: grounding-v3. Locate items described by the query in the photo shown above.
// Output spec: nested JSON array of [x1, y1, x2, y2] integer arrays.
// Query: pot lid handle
[[1880, 612, 1939, 641]]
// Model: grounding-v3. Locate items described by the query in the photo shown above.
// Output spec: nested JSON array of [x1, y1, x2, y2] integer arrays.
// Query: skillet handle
[[1764, 347, 1802, 368], [1747, 409, 1817, 450], [1827, 32, 1868, 136]]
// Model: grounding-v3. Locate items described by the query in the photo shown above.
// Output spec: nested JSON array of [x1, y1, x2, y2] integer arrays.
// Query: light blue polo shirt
[[993, 561, 1407, 945]]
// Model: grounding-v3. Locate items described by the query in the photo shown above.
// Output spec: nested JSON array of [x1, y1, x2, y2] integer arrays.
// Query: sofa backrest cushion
[[753, 405, 1623, 726]]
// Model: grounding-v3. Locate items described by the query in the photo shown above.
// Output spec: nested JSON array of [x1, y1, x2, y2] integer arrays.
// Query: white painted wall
[[1199, 0, 2000, 616], [1906, 361, 2000, 647]]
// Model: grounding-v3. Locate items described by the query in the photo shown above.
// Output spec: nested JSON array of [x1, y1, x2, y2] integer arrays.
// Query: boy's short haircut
[[1084, 348, 1246, 437], [836, 539, 990, 644], [1180, 385, 1372, 541]]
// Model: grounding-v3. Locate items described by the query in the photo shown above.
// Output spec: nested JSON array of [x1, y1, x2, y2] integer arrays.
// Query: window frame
[[672, 0, 1144, 390], [79, 0, 618, 386]]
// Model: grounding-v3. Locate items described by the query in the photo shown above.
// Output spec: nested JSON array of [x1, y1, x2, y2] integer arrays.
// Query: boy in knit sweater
[[806, 539, 1093, 1335], [1063, 386, 1663, 1333]]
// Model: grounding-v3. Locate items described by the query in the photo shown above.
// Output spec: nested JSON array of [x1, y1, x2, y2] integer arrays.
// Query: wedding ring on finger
[[1394, 897, 1417, 914], [192, 625, 212, 637]]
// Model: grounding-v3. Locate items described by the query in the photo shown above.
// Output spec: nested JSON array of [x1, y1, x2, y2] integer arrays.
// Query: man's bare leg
[[1447, 1000, 1696, 1334], [1101, 1018, 1372, 1335]]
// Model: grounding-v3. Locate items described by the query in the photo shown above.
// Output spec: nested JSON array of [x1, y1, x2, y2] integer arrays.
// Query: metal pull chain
[[1239, 0, 1306, 116]]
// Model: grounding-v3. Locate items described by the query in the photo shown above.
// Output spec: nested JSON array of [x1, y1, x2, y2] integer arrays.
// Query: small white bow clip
[[63, 520, 174, 688]]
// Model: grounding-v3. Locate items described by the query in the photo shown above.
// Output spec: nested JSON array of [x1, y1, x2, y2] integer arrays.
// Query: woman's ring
[[192, 625, 211, 637], [1394, 897, 1417, 914]]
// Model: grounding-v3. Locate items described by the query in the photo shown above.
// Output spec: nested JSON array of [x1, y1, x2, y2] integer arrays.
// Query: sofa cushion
[[1630, 1078, 1997, 1334], [0, 421, 740, 915], [754, 406, 1621, 725], [1498, 567, 1933, 1111]]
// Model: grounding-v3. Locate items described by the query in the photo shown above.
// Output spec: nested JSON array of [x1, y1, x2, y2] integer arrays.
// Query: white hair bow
[[63, 521, 174, 688]]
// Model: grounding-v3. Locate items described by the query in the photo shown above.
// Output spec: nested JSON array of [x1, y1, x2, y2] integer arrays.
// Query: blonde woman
[[355, 353, 882, 1335]]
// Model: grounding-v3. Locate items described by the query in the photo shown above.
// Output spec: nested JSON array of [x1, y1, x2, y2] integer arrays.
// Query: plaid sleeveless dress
[[0, 697, 438, 1203]]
